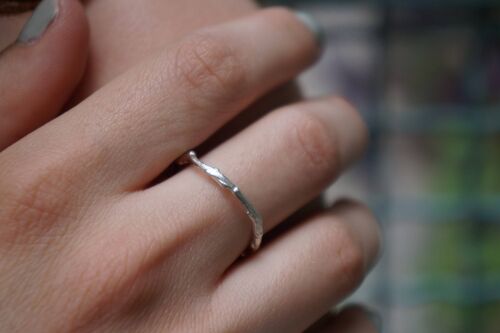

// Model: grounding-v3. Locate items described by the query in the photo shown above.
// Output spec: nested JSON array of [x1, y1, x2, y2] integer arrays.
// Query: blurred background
[[262, 1, 500, 332]]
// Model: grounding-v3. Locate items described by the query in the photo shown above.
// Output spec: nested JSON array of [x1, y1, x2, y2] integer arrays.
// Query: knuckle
[[285, 109, 340, 176], [61, 225, 178, 323], [0, 162, 75, 243], [172, 32, 246, 106]]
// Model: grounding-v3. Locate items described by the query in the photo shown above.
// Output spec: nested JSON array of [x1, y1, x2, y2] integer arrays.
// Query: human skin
[[0, 0, 260, 97], [0, 0, 298, 146], [78, 0, 260, 97], [0, 0, 381, 332], [77, 0, 300, 149]]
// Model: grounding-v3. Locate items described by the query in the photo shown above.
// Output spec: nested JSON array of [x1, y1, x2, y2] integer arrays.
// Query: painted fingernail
[[364, 307, 383, 332], [17, 0, 59, 43], [294, 11, 326, 53]]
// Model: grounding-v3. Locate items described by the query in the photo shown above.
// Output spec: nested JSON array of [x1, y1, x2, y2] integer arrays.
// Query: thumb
[[0, 0, 89, 150]]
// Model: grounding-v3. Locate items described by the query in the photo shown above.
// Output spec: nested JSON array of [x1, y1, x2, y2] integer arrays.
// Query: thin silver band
[[178, 151, 263, 252]]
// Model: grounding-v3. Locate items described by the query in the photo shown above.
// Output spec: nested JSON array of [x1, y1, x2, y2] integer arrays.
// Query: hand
[[75, 0, 303, 153], [0, 0, 297, 151], [0, 1, 380, 332]]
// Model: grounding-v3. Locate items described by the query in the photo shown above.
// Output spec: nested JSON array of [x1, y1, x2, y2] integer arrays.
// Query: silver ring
[[178, 151, 263, 252]]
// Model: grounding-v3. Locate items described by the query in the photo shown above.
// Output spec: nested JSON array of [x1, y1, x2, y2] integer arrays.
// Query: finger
[[210, 200, 381, 333], [2, 8, 322, 192], [135, 96, 367, 272], [306, 306, 381, 333], [0, 0, 89, 150]]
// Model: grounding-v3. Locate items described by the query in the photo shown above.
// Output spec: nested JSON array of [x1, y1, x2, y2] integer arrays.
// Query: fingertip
[[15, 0, 89, 47], [331, 199, 382, 273], [56, 0, 90, 47], [330, 97, 369, 169], [258, 7, 324, 66], [0, 0, 90, 149], [7, 0, 90, 87], [50, 0, 90, 90], [293, 11, 326, 55]]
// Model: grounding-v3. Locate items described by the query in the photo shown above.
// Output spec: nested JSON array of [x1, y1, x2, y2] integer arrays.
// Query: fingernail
[[17, 0, 59, 43], [294, 11, 326, 53], [364, 307, 383, 332]]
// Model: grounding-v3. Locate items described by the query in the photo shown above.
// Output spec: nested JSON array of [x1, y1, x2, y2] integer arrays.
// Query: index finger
[[1, 8, 322, 195]]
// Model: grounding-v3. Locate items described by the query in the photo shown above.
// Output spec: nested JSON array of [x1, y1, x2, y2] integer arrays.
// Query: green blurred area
[[425, 303, 500, 333], [259, 0, 500, 332], [418, 222, 500, 275]]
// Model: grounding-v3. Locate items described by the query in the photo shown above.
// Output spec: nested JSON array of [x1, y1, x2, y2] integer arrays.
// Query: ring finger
[[126, 96, 368, 274]]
